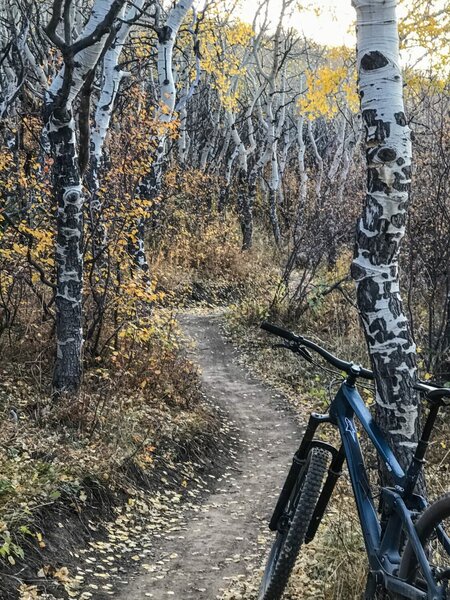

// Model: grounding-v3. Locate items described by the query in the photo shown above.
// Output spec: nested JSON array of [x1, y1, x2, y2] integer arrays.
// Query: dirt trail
[[118, 313, 303, 600]]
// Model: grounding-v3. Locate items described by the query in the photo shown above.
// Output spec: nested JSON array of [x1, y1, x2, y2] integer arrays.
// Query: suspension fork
[[269, 412, 333, 531]]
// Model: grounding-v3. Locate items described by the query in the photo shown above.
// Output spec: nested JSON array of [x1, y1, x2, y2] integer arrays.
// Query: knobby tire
[[398, 493, 450, 599], [258, 447, 329, 600]]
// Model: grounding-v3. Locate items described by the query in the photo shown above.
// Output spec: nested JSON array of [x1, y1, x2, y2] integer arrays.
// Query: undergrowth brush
[[151, 196, 280, 306], [0, 307, 218, 588]]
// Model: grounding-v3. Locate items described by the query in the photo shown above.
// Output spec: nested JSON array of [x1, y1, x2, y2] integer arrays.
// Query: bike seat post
[[346, 364, 361, 387]]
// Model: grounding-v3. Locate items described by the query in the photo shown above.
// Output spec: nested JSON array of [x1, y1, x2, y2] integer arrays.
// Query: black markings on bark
[[402, 165, 412, 179], [157, 26, 173, 43], [392, 170, 410, 193], [362, 194, 383, 230], [394, 111, 407, 126], [363, 109, 391, 142], [368, 167, 390, 193], [391, 212, 406, 228], [357, 230, 399, 265], [368, 317, 401, 344], [377, 147, 397, 162], [388, 295, 403, 320], [359, 278, 379, 312], [350, 261, 366, 281], [361, 51, 389, 70], [362, 109, 377, 126]]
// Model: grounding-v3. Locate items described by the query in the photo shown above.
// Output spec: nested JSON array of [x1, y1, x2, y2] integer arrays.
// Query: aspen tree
[[45, 0, 126, 394], [351, 0, 420, 474]]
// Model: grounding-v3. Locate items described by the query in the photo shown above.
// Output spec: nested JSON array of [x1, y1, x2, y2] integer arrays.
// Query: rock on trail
[[117, 312, 303, 600]]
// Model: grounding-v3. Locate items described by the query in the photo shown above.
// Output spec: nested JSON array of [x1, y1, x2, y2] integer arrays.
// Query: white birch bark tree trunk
[[218, 145, 238, 212], [227, 107, 256, 249], [45, 0, 125, 394], [294, 114, 308, 250], [267, 75, 287, 246], [133, 0, 194, 271], [88, 0, 146, 259], [137, 0, 195, 203], [307, 120, 323, 202], [199, 104, 221, 172], [351, 0, 420, 474]]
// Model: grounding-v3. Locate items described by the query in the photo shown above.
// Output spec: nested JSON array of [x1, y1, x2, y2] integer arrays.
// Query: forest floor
[[114, 311, 304, 600]]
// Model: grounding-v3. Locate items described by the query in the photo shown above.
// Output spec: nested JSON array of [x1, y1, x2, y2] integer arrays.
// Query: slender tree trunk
[[200, 106, 220, 171], [307, 120, 323, 203], [218, 147, 238, 212], [88, 2, 135, 259], [131, 0, 194, 268], [268, 111, 282, 246], [294, 115, 307, 250], [139, 0, 194, 202], [48, 108, 84, 394], [351, 0, 420, 477], [268, 188, 281, 246], [227, 109, 254, 249], [178, 102, 189, 165], [237, 170, 253, 250], [44, 0, 126, 394]]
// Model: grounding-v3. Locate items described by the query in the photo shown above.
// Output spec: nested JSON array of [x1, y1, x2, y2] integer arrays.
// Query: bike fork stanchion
[[297, 412, 332, 457]]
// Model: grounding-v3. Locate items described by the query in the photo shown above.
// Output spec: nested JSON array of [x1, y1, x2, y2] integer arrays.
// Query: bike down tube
[[331, 387, 382, 568], [340, 384, 406, 489]]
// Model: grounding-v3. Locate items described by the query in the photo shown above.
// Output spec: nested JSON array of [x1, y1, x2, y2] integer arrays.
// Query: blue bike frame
[[260, 321, 450, 599], [330, 381, 445, 599], [270, 378, 447, 600]]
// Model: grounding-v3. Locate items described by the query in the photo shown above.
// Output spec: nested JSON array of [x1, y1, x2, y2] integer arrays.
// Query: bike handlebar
[[260, 321, 450, 400], [261, 321, 373, 379]]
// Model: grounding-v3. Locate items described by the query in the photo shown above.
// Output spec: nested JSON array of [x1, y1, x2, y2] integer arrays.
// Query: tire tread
[[259, 448, 329, 600]]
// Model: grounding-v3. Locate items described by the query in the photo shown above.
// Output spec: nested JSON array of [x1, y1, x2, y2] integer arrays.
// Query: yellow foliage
[[298, 61, 358, 120], [200, 18, 254, 111], [399, 0, 450, 73]]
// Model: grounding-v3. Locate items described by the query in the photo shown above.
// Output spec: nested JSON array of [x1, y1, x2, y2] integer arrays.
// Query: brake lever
[[297, 346, 313, 363], [272, 343, 291, 350], [271, 342, 314, 363]]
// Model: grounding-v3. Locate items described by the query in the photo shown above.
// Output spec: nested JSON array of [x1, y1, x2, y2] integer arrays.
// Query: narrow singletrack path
[[118, 312, 303, 599]]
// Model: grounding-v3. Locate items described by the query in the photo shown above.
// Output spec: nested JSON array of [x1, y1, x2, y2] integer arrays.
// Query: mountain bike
[[258, 321, 450, 600]]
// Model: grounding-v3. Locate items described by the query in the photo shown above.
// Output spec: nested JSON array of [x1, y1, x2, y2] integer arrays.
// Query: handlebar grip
[[260, 322, 298, 342]]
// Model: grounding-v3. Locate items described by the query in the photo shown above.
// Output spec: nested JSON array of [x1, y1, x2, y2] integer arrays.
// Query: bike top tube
[[261, 321, 450, 402]]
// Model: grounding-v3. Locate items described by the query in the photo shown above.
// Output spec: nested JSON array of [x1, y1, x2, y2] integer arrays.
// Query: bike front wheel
[[258, 447, 329, 600], [399, 492, 450, 598]]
